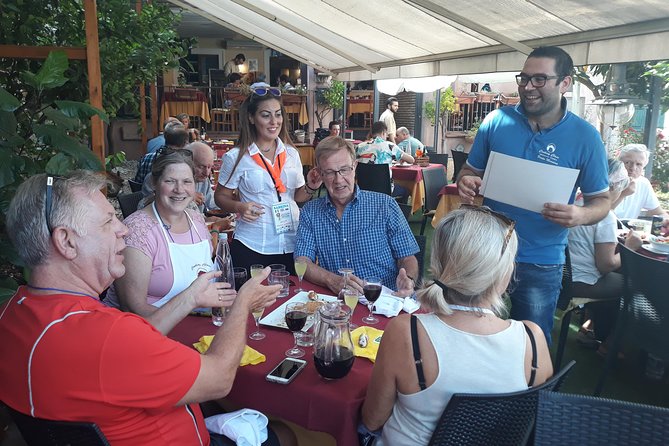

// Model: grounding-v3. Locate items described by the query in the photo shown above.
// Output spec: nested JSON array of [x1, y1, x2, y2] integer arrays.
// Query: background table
[[431, 183, 483, 228], [161, 91, 211, 125], [169, 279, 390, 446], [295, 143, 315, 168], [392, 163, 445, 214]]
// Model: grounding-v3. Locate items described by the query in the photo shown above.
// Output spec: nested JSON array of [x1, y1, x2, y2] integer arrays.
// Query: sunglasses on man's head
[[460, 204, 516, 256], [45, 175, 66, 234], [251, 87, 282, 97]]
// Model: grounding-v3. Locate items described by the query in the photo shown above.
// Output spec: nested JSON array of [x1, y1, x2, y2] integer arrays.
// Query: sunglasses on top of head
[[156, 146, 193, 159], [251, 87, 282, 97]]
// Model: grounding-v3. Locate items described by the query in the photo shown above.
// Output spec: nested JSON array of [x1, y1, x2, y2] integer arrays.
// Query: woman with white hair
[[569, 158, 642, 352], [614, 143, 668, 219], [361, 206, 552, 446]]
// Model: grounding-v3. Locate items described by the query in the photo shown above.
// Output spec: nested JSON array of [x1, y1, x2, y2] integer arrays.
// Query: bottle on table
[[212, 232, 233, 326]]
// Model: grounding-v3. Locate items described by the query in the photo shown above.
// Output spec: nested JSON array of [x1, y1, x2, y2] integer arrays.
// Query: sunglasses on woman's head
[[251, 87, 282, 97], [156, 147, 193, 159], [460, 204, 516, 256]]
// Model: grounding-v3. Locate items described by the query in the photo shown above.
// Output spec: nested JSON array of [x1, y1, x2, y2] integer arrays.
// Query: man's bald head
[[186, 142, 215, 182]]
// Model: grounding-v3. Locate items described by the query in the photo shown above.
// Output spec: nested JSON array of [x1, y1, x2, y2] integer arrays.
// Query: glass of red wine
[[285, 302, 308, 358], [362, 277, 382, 325]]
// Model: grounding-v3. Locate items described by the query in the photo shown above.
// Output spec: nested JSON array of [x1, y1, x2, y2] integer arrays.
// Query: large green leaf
[[43, 106, 80, 131], [34, 124, 103, 171], [0, 149, 16, 188], [0, 110, 18, 137], [0, 87, 21, 112], [45, 152, 77, 174], [20, 51, 69, 90], [55, 100, 108, 123]]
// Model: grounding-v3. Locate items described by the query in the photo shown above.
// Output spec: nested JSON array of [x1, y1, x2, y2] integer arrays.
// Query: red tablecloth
[[391, 163, 443, 183], [169, 279, 389, 446]]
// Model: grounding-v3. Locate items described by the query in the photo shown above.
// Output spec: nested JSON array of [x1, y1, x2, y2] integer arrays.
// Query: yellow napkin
[[351, 326, 384, 363], [193, 335, 266, 366]]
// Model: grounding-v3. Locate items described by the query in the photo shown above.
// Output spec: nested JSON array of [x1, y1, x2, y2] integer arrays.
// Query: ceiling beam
[[407, 0, 534, 55], [230, 0, 378, 73], [169, 0, 334, 75]]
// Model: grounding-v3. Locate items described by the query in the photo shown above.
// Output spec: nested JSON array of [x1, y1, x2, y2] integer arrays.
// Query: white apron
[[151, 202, 213, 308]]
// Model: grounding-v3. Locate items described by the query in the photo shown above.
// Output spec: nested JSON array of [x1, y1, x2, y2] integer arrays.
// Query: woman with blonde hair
[[361, 206, 552, 445], [214, 87, 321, 273]]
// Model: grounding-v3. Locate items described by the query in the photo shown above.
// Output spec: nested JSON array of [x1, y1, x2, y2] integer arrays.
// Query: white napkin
[[373, 294, 404, 318], [205, 409, 268, 446], [402, 296, 420, 314]]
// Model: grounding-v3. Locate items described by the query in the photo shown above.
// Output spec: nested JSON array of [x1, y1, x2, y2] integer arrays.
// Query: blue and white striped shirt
[[295, 188, 419, 289]]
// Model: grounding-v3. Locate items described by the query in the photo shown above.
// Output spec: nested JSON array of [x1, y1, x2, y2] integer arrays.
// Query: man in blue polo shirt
[[295, 136, 419, 296], [457, 46, 610, 343]]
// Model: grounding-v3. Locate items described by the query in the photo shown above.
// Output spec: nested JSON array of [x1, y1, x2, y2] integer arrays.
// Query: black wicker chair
[[414, 234, 427, 281], [535, 390, 669, 445], [127, 178, 143, 193], [595, 244, 669, 395], [117, 191, 143, 218], [5, 404, 110, 446], [450, 151, 468, 183], [419, 167, 448, 235], [427, 361, 575, 446], [356, 162, 392, 196], [428, 153, 449, 170]]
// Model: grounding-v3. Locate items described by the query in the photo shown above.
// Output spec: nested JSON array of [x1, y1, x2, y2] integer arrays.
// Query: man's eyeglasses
[[320, 166, 354, 179], [251, 87, 282, 97], [460, 204, 516, 256], [45, 175, 66, 234], [515, 74, 562, 88], [156, 146, 193, 159]]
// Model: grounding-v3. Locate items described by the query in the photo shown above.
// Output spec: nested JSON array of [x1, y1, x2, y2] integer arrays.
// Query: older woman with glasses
[[614, 144, 668, 219], [214, 87, 321, 273], [105, 150, 235, 333], [361, 206, 552, 445], [568, 158, 643, 354]]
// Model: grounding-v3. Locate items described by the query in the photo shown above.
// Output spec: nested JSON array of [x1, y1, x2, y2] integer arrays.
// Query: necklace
[[154, 204, 194, 243], [27, 285, 98, 301], [449, 304, 495, 315]]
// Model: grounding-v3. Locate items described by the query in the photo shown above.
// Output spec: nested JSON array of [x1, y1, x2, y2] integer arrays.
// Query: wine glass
[[250, 264, 264, 278], [294, 259, 307, 292], [285, 302, 307, 358], [362, 277, 382, 325], [343, 287, 359, 330], [249, 307, 266, 341], [233, 267, 247, 292], [337, 267, 354, 302]]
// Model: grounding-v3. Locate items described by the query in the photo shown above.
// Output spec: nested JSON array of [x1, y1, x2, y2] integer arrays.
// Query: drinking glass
[[250, 264, 264, 278], [362, 277, 382, 325], [285, 302, 307, 358], [268, 263, 286, 273], [269, 270, 290, 298], [249, 307, 266, 341], [343, 287, 359, 330], [233, 267, 247, 292], [337, 267, 354, 302], [294, 259, 307, 292]]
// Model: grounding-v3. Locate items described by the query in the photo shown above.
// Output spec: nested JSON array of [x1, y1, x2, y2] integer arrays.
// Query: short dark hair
[[386, 96, 398, 107], [235, 53, 246, 62], [279, 74, 289, 83], [328, 120, 340, 130], [371, 121, 387, 136], [228, 72, 242, 84], [164, 124, 189, 148], [527, 46, 574, 79]]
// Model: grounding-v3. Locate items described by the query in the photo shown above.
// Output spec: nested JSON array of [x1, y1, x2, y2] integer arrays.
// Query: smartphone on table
[[265, 357, 307, 384]]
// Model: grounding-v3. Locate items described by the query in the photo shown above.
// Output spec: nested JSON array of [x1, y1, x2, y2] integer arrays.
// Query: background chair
[[419, 167, 448, 235], [595, 245, 669, 395], [127, 178, 143, 193], [414, 234, 427, 281], [117, 191, 143, 218], [451, 151, 469, 183], [398, 203, 412, 220], [427, 361, 575, 446], [534, 390, 669, 445], [5, 404, 110, 446], [356, 162, 392, 195], [428, 153, 449, 170]]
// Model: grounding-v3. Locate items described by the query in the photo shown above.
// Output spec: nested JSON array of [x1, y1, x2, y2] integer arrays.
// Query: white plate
[[643, 244, 669, 256], [393, 163, 412, 168], [259, 291, 337, 330]]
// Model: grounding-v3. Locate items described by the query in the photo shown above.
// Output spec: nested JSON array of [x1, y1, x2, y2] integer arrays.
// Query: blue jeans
[[509, 262, 563, 345]]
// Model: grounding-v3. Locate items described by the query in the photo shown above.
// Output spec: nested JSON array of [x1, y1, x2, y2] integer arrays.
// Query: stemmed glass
[[343, 287, 359, 330], [294, 259, 307, 292], [362, 277, 382, 325], [248, 264, 266, 340], [337, 267, 354, 302], [285, 302, 307, 358]]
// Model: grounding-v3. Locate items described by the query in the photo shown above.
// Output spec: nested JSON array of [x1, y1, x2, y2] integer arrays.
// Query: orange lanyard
[[251, 150, 287, 201]]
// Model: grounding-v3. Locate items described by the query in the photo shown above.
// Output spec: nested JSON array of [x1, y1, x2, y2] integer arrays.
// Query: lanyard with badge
[[253, 152, 294, 234]]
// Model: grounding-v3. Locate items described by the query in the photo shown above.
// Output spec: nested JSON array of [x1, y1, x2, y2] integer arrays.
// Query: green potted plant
[[465, 118, 482, 143], [424, 87, 456, 152], [314, 79, 345, 129]]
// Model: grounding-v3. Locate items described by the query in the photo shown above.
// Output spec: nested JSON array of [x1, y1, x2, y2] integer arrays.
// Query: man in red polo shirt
[[0, 170, 282, 445]]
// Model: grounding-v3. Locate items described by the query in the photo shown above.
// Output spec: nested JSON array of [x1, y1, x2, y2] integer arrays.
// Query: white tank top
[[378, 313, 529, 446]]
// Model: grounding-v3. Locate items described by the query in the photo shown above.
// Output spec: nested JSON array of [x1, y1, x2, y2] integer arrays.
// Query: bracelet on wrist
[[305, 184, 317, 193]]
